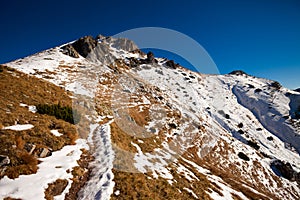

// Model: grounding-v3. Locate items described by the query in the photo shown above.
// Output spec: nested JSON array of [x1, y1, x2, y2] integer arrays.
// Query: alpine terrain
[[1, 35, 300, 200]]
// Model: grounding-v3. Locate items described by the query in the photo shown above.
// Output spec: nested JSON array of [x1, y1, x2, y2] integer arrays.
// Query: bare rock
[[36, 147, 52, 158], [165, 60, 178, 69], [110, 37, 139, 52], [0, 155, 10, 167], [61, 44, 80, 58], [146, 52, 155, 63], [24, 143, 36, 155], [271, 159, 298, 181], [229, 70, 248, 76], [72, 36, 97, 57]]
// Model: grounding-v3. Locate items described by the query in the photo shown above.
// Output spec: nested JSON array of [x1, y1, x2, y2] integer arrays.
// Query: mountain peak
[[1, 34, 300, 200]]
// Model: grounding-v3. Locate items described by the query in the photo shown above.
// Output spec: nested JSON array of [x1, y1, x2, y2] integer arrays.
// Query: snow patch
[[50, 130, 63, 137], [0, 139, 88, 200], [3, 124, 34, 131]]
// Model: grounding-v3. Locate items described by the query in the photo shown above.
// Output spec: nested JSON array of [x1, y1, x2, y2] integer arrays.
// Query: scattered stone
[[168, 123, 177, 129], [267, 136, 273, 141], [254, 88, 262, 93], [270, 81, 282, 90], [238, 152, 250, 161], [247, 140, 260, 150], [0, 155, 10, 167], [24, 143, 36, 155], [238, 123, 243, 128], [36, 147, 52, 158], [248, 84, 255, 88]]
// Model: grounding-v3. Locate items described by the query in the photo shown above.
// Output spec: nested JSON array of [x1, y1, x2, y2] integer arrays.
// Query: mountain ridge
[[1, 35, 300, 200]]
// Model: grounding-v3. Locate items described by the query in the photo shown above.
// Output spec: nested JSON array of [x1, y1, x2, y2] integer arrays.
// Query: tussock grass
[[0, 65, 78, 179], [44, 179, 68, 200]]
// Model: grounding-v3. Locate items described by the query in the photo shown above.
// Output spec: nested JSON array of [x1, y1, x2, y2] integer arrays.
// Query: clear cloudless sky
[[1, 0, 300, 89]]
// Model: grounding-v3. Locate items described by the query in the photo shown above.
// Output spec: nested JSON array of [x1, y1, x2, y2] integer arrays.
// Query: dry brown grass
[[111, 170, 191, 200], [128, 106, 150, 127], [186, 139, 280, 200], [3, 197, 22, 200], [110, 122, 138, 153], [65, 149, 93, 200], [0, 65, 79, 179], [15, 136, 25, 149], [44, 179, 68, 200], [111, 158, 213, 200], [5, 152, 38, 179]]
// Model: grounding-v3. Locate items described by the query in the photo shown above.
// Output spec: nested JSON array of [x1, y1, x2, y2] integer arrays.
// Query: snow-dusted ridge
[[2, 35, 300, 199]]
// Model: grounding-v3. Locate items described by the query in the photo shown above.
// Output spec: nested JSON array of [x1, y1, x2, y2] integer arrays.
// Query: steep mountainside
[[1, 35, 300, 200]]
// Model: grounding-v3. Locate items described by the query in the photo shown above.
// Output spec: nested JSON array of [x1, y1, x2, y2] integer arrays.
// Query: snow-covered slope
[[2, 35, 300, 200]]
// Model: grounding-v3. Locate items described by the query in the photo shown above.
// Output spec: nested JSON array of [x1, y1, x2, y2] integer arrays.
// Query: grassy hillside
[[0, 65, 78, 179]]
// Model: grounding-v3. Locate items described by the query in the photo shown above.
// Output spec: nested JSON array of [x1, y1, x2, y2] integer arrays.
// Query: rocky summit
[[1, 35, 300, 200]]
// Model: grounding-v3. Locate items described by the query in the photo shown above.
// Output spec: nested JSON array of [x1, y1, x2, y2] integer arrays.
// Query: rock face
[[271, 159, 300, 183], [294, 88, 300, 93], [165, 60, 178, 69], [72, 36, 97, 57], [109, 37, 138, 52], [61, 35, 140, 64], [146, 51, 155, 63], [61, 36, 97, 58], [61, 44, 80, 58]]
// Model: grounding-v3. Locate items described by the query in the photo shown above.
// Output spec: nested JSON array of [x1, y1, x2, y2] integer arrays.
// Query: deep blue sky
[[1, 0, 299, 89]]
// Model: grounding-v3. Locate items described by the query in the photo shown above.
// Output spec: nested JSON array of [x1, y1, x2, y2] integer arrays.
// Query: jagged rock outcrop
[[61, 44, 80, 58], [271, 159, 300, 184], [294, 88, 300, 93], [229, 70, 248, 76], [270, 81, 282, 90], [165, 60, 178, 69], [61, 36, 97, 58], [146, 51, 155, 63], [72, 36, 97, 57], [106, 37, 138, 52], [61, 35, 140, 64]]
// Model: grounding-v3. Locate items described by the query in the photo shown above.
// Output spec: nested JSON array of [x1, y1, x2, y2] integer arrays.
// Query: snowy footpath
[[78, 122, 115, 200]]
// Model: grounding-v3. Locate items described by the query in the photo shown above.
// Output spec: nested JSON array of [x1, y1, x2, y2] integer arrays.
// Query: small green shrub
[[36, 103, 80, 124]]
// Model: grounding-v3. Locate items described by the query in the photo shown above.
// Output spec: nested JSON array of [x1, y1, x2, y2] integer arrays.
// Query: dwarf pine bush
[[36, 103, 80, 124]]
